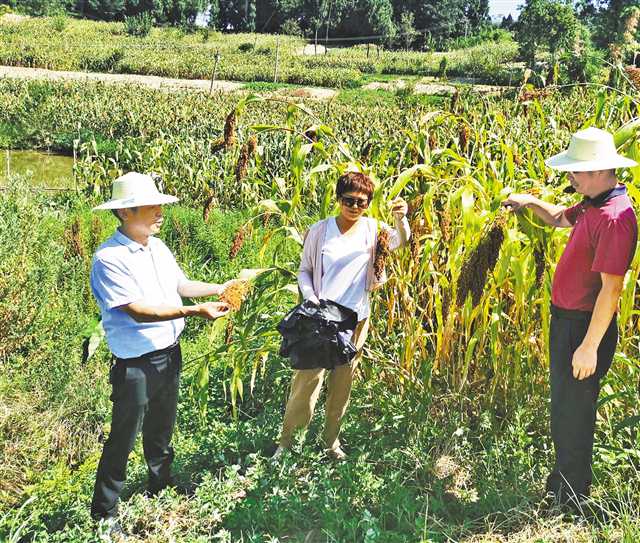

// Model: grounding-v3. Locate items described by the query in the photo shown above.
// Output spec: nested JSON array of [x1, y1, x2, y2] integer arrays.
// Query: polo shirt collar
[[114, 228, 148, 253], [583, 184, 627, 208]]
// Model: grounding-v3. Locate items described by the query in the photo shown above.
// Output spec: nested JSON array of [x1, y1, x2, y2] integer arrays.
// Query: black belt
[[550, 304, 592, 321], [115, 340, 180, 365]]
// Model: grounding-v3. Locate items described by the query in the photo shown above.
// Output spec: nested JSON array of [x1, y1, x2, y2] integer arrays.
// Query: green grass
[[360, 73, 425, 84]]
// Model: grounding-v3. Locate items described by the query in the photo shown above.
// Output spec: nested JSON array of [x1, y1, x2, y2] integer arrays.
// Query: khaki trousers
[[279, 318, 369, 451]]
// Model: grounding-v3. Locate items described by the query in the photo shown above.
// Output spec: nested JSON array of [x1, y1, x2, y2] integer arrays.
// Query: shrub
[[280, 18, 303, 38], [238, 42, 254, 52], [559, 46, 605, 83], [50, 11, 68, 32], [124, 12, 153, 38], [438, 57, 448, 79], [79, 49, 124, 73]]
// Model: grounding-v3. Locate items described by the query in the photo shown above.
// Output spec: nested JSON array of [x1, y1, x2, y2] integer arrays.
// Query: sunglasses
[[340, 196, 370, 209]]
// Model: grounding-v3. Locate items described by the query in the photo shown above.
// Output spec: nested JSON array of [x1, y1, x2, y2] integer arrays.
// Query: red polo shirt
[[551, 185, 637, 312]]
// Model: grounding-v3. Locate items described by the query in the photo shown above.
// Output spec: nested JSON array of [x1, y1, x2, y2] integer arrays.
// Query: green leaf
[[258, 199, 280, 213], [594, 92, 606, 125], [250, 124, 288, 132], [82, 320, 105, 364], [388, 164, 430, 200], [282, 283, 299, 295], [614, 118, 640, 148], [283, 226, 303, 245], [197, 361, 209, 389], [238, 268, 271, 281], [614, 415, 640, 435], [309, 163, 333, 175], [208, 314, 229, 345]]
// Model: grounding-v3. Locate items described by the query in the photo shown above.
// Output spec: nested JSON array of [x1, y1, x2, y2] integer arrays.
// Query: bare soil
[[0, 65, 339, 100]]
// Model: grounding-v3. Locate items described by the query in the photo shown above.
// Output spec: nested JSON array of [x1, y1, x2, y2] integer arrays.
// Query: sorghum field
[[0, 16, 520, 87], [1, 69, 640, 542]]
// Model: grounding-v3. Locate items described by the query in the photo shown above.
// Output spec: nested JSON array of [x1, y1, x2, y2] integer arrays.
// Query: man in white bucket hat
[[89, 172, 232, 532], [503, 127, 638, 509]]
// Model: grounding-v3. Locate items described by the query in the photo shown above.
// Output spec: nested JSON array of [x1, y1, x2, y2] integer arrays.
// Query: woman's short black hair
[[336, 172, 374, 201]]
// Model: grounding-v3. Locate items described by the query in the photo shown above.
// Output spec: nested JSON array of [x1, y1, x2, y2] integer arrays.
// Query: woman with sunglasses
[[273, 172, 410, 461]]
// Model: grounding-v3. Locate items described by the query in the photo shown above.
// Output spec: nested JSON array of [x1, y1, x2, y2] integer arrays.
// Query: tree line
[[2, 0, 492, 47], [512, 0, 639, 84]]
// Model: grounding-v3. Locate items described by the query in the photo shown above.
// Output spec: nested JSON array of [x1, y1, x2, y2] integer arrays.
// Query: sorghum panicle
[[224, 110, 237, 148], [374, 228, 391, 281], [229, 226, 245, 260], [456, 215, 506, 307]]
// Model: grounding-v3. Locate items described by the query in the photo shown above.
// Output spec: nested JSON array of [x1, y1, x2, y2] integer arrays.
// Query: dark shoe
[[145, 476, 174, 497]]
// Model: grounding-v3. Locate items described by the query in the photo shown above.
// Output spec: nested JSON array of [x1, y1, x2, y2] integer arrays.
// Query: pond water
[[0, 150, 75, 189]]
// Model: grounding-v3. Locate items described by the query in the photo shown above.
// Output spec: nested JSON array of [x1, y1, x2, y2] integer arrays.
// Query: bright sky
[[489, 0, 521, 19]]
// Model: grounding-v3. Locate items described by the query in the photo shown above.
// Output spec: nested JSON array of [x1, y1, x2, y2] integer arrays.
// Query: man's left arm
[[160, 241, 236, 299], [178, 279, 238, 299], [572, 272, 624, 380]]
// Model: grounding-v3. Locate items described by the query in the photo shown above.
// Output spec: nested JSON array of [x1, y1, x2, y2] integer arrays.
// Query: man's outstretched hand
[[502, 193, 532, 212], [197, 301, 230, 320]]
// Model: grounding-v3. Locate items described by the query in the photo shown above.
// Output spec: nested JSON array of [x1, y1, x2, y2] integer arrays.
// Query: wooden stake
[[274, 36, 280, 83], [209, 51, 220, 94]]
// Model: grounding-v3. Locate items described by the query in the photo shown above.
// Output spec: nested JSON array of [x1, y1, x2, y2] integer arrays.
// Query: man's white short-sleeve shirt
[[90, 229, 187, 359]]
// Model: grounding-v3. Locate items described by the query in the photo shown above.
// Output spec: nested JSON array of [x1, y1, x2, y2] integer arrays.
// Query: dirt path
[[0, 65, 339, 100], [0, 65, 506, 100]]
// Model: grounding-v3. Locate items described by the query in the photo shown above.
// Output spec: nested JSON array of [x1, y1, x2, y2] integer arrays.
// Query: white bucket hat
[[545, 127, 638, 172], [93, 172, 179, 210]]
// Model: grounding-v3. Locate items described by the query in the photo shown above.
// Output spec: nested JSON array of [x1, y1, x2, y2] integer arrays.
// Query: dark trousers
[[545, 306, 617, 503], [91, 342, 182, 519]]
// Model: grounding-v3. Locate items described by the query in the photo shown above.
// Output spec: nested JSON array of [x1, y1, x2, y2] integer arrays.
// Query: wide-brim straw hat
[[545, 127, 638, 172], [93, 172, 179, 210]]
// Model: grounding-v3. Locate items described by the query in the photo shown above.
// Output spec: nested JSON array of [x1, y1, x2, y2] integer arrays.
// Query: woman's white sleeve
[[298, 270, 316, 300], [297, 230, 317, 300], [386, 217, 411, 251]]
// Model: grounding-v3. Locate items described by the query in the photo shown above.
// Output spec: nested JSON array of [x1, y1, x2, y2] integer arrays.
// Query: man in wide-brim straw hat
[[89, 172, 232, 535], [503, 127, 638, 508]]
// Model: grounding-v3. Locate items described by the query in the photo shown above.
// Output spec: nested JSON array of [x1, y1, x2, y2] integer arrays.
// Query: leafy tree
[[516, 0, 580, 66], [207, 0, 220, 28], [464, 0, 489, 29], [500, 13, 515, 29], [368, 0, 396, 45], [84, 0, 125, 19], [397, 10, 416, 50], [218, 0, 243, 29], [9, 0, 74, 15], [280, 17, 303, 36]]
